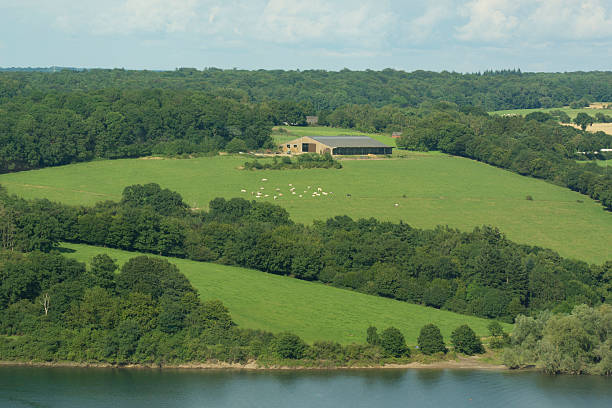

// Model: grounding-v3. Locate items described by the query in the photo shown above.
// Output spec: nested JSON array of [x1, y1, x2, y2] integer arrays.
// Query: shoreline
[[0, 356, 508, 371]]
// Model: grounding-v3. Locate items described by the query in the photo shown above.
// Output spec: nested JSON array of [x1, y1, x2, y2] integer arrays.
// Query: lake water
[[1, 366, 611, 408]]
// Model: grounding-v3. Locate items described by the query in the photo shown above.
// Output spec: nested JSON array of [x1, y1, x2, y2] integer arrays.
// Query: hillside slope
[[61, 242, 510, 345], [2, 153, 610, 263]]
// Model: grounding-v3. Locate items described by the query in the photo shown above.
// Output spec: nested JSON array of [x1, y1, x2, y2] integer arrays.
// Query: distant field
[[577, 159, 612, 168], [491, 104, 612, 120], [61, 242, 509, 345], [1, 154, 611, 263], [272, 125, 398, 148], [564, 122, 612, 135]]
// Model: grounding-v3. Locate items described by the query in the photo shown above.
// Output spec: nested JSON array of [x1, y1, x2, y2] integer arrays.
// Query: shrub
[[451, 325, 484, 355], [366, 326, 379, 345], [225, 138, 248, 153], [380, 327, 409, 357], [272, 332, 307, 359], [417, 324, 447, 355]]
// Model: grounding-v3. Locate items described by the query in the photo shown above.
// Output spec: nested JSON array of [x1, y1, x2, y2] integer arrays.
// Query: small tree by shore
[[451, 325, 484, 355], [418, 324, 447, 355]]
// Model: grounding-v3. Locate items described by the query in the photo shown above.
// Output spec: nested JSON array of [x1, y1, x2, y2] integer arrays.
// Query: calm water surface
[[1, 366, 611, 408]]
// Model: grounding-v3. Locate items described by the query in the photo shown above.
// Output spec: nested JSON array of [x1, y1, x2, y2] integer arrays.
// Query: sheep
[[260, 187, 265, 190], [299, 195, 303, 198], [240, 189, 247, 193], [273, 196, 277, 200], [292, 192, 296, 195], [264, 194, 269, 197], [322, 192, 328, 196], [394, 203, 399, 207], [289, 183, 293, 186], [261, 178, 268, 182]]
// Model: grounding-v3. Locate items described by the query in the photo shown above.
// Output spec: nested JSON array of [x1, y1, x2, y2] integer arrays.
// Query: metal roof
[[310, 136, 392, 148]]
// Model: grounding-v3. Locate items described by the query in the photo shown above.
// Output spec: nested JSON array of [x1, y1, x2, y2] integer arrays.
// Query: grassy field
[[61, 242, 510, 345], [272, 125, 398, 148], [1, 153, 611, 263]]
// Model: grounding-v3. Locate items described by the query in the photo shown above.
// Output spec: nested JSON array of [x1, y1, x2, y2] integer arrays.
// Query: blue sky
[[1, 0, 611, 72]]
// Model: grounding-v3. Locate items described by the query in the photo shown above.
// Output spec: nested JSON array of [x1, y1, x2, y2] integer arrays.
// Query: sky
[[1, 0, 611, 72]]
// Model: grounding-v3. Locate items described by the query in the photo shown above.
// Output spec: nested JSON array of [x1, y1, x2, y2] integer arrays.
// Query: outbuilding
[[279, 136, 393, 155]]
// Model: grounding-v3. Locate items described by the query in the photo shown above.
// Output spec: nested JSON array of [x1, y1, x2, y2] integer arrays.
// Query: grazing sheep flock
[[240, 181, 336, 201], [238, 179, 404, 207]]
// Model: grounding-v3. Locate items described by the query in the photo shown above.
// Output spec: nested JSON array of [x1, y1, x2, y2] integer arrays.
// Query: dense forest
[[2, 69, 612, 111], [0, 89, 273, 172], [2, 184, 610, 324]]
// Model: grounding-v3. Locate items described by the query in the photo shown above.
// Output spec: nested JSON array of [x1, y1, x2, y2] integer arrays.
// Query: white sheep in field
[[264, 194, 269, 197], [317, 187, 322, 191], [307, 186, 311, 189], [292, 192, 296, 195], [276, 188, 280, 191], [394, 203, 399, 207], [261, 178, 268, 182], [260, 187, 265, 190], [299, 195, 303, 198], [241, 189, 246, 193], [322, 192, 328, 195], [274, 196, 277, 200], [289, 183, 293, 186]]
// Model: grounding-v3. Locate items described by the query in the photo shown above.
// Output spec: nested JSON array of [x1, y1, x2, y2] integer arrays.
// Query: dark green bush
[[417, 324, 446, 355], [380, 327, 409, 357], [451, 325, 484, 355]]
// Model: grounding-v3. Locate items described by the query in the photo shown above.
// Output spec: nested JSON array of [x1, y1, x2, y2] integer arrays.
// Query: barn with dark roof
[[279, 136, 393, 156]]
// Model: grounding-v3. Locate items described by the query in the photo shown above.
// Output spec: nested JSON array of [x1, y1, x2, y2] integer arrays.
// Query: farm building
[[279, 136, 393, 155], [306, 116, 319, 125]]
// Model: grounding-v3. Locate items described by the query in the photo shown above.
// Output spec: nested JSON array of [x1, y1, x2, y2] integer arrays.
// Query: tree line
[[2, 68, 612, 111], [2, 184, 610, 324]]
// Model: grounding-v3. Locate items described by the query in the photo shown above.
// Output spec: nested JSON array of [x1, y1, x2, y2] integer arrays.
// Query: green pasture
[[61, 242, 509, 345], [490, 104, 612, 120], [1, 153, 611, 263], [272, 125, 398, 147], [577, 159, 612, 168]]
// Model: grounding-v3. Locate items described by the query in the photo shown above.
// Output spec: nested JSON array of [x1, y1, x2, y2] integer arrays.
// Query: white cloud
[[43, 0, 394, 49], [456, 0, 522, 41], [92, 0, 200, 34], [527, 0, 612, 40], [455, 0, 612, 43], [407, 3, 453, 42], [256, 0, 394, 46]]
